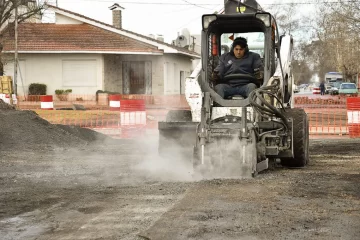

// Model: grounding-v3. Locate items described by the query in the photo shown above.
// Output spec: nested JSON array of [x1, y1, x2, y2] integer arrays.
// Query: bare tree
[[264, 1, 314, 83], [292, 44, 314, 85], [304, 1, 360, 81], [266, 2, 300, 36], [0, 0, 46, 76]]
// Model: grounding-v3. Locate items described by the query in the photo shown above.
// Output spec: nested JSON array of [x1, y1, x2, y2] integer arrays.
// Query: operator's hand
[[254, 68, 264, 80]]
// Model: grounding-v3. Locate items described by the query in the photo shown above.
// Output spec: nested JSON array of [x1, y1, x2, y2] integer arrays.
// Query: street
[[1, 135, 359, 240]]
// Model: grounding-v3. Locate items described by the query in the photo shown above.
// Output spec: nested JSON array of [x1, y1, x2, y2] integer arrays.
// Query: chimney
[[109, 4, 125, 29], [156, 34, 164, 42]]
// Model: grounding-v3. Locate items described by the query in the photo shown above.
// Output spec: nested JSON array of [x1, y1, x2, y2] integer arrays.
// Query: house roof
[[48, 5, 200, 58], [2, 4, 200, 58], [2, 23, 163, 54]]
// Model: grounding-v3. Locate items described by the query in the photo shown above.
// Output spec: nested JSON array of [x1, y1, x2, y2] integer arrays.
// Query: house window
[[62, 60, 97, 87], [122, 61, 152, 94]]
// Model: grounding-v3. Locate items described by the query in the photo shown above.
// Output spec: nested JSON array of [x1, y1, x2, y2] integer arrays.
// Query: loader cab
[[200, 13, 278, 106], [220, 32, 265, 65]]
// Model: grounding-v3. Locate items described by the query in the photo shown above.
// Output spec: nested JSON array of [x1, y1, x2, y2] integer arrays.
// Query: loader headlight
[[255, 13, 271, 27], [202, 15, 217, 30]]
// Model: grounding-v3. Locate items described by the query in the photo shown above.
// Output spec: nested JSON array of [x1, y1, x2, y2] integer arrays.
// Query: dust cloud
[[133, 129, 255, 182], [0, 101, 195, 187], [0, 100, 251, 186], [132, 132, 196, 182]]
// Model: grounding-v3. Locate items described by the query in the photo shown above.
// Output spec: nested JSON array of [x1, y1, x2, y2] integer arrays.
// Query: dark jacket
[[319, 82, 325, 90], [215, 50, 263, 87]]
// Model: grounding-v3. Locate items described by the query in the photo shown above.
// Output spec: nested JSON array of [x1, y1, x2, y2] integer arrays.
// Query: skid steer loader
[[158, 0, 309, 178]]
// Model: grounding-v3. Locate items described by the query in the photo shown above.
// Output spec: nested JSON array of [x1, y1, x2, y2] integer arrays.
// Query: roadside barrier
[[109, 94, 121, 111], [15, 94, 360, 139], [33, 107, 348, 139], [303, 108, 348, 137], [0, 93, 17, 105], [120, 99, 146, 138], [346, 97, 360, 138], [40, 95, 54, 110], [312, 87, 321, 94], [36, 110, 122, 128], [34, 106, 151, 139], [16, 94, 190, 110], [294, 96, 346, 107]]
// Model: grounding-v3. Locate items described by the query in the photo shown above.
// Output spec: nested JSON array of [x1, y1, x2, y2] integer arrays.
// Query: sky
[[42, 0, 315, 44]]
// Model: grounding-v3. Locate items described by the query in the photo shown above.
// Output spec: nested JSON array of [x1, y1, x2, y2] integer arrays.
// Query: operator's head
[[232, 37, 248, 59]]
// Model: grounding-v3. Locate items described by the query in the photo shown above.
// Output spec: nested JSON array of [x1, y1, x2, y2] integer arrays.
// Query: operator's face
[[233, 45, 246, 59]]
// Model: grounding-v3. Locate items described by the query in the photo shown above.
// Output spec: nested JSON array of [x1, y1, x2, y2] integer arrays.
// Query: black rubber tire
[[281, 108, 309, 167], [166, 110, 192, 122]]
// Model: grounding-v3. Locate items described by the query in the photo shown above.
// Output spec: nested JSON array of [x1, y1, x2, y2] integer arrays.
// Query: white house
[[2, 4, 200, 96]]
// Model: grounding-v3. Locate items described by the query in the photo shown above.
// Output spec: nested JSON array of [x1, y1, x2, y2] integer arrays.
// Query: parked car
[[325, 85, 332, 94], [339, 83, 358, 96], [299, 83, 309, 89], [293, 84, 300, 93], [329, 86, 339, 95]]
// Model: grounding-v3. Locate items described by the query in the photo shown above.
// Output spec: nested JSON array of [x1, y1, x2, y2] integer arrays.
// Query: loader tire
[[281, 108, 309, 167], [166, 110, 192, 122]]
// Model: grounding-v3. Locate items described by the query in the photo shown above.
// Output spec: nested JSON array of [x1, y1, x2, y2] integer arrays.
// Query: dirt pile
[[0, 99, 16, 110], [0, 100, 109, 150]]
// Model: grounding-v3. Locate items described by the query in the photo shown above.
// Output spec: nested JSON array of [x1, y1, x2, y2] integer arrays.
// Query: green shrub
[[28, 83, 46, 95], [55, 89, 72, 101], [55, 89, 72, 95]]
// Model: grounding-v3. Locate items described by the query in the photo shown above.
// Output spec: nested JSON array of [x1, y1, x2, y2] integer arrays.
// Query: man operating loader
[[212, 37, 264, 99]]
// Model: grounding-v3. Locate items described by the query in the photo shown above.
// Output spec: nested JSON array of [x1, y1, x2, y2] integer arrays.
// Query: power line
[[58, 0, 359, 5], [59, 0, 219, 5], [263, 0, 359, 5], [161, 6, 195, 15], [162, 3, 222, 32], [181, 0, 213, 10]]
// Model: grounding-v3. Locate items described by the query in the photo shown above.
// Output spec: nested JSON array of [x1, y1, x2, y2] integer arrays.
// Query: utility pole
[[14, 0, 18, 97], [191, 36, 196, 52]]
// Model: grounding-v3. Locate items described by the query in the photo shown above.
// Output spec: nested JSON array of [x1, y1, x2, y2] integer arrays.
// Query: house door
[[123, 61, 152, 94], [130, 62, 145, 94]]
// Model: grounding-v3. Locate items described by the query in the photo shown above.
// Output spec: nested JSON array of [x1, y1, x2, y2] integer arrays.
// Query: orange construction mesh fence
[[294, 96, 349, 138], [17, 94, 190, 110], [14, 94, 360, 139]]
